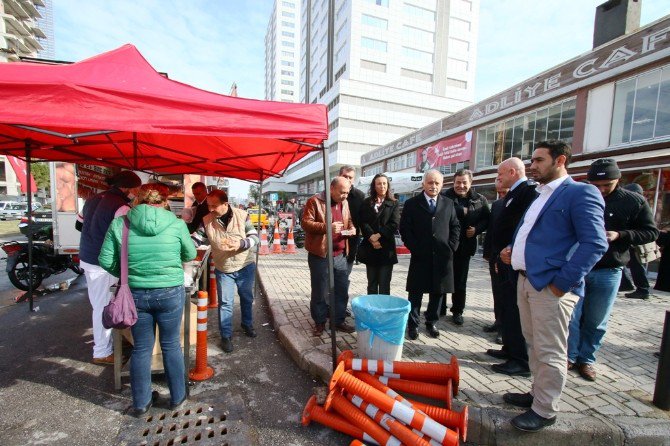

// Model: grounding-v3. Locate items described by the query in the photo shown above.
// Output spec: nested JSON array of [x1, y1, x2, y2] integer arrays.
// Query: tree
[[248, 184, 260, 205], [30, 162, 50, 191]]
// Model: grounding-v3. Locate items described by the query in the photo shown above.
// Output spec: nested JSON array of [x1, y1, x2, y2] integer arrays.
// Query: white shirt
[[511, 175, 569, 271], [423, 192, 437, 208]]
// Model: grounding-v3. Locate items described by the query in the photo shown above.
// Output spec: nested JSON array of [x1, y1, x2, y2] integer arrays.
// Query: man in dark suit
[[441, 169, 490, 325], [187, 182, 210, 233], [500, 141, 608, 432], [482, 177, 509, 340], [340, 165, 365, 271], [487, 157, 538, 378], [400, 169, 460, 340]]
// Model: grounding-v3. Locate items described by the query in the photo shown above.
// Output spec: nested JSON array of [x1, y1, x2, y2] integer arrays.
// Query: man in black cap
[[80, 170, 142, 365], [619, 183, 654, 299], [567, 158, 658, 381]]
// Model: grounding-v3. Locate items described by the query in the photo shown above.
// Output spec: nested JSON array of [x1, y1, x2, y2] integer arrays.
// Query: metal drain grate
[[122, 404, 230, 446]]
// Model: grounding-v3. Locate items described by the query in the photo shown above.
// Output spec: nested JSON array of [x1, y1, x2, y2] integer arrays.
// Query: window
[[361, 59, 386, 73], [387, 152, 416, 171], [447, 78, 467, 89], [335, 64, 347, 80], [403, 47, 433, 65], [610, 64, 670, 145], [401, 68, 433, 82], [364, 0, 389, 6], [282, 1, 295, 8], [281, 41, 295, 48], [281, 79, 294, 86], [403, 3, 435, 21], [329, 119, 339, 132], [363, 163, 384, 176], [362, 14, 388, 29], [281, 70, 294, 76], [361, 37, 387, 52], [282, 11, 295, 18], [448, 38, 469, 54], [281, 51, 294, 58], [336, 20, 348, 42], [281, 60, 294, 67], [475, 97, 577, 169], [281, 89, 294, 96], [449, 17, 471, 34], [282, 31, 295, 38], [448, 58, 468, 73], [403, 25, 434, 45], [281, 21, 294, 28]]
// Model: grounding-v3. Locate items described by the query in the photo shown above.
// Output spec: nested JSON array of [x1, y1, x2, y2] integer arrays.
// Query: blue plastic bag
[[352, 295, 410, 346]]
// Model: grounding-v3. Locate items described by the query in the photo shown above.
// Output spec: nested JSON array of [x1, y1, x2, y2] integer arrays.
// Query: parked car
[[248, 208, 269, 226], [18, 205, 53, 237], [0, 202, 28, 220]]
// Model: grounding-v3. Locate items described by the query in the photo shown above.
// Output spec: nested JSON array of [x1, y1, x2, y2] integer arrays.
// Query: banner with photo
[[416, 131, 472, 173]]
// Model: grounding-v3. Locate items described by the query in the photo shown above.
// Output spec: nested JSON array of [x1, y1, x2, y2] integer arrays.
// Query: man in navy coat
[[500, 141, 607, 432]]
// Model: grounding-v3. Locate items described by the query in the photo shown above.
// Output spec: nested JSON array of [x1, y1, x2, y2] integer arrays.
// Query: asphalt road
[[0, 255, 348, 445]]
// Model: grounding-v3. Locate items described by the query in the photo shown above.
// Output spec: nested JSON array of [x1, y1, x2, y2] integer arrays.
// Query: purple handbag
[[102, 217, 138, 329]]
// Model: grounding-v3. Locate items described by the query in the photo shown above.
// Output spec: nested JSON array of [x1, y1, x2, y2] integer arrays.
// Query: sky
[[53, 0, 670, 199]]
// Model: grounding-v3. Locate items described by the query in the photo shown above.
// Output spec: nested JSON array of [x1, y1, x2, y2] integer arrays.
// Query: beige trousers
[[517, 275, 579, 418]]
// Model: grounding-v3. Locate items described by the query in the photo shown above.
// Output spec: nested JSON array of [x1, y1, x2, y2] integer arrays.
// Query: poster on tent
[[415, 131, 472, 173]]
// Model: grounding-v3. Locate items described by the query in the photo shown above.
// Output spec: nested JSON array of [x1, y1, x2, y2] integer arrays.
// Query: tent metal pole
[[25, 144, 35, 312], [254, 173, 263, 300], [322, 147, 337, 370]]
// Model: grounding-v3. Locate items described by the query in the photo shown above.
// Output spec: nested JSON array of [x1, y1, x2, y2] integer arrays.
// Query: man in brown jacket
[[302, 177, 356, 336]]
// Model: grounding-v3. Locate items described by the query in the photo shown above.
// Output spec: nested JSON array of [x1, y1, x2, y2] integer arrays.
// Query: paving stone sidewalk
[[257, 250, 670, 445]]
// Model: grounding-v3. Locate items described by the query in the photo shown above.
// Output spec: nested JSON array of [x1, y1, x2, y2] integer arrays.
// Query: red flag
[[7, 156, 38, 193]]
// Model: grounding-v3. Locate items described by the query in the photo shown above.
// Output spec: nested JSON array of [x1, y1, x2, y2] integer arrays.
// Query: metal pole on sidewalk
[[322, 148, 336, 370], [25, 144, 35, 312], [653, 310, 670, 410], [254, 173, 263, 299]]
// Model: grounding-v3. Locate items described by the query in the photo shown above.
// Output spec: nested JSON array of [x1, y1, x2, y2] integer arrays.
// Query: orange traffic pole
[[302, 396, 379, 445], [353, 372, 467, 442], [207, 258, 218, 309], [259, 224, 270, 255], [326, 390, 402, 446], [350, 441, 366, 446], [189, 291, 214, 381], [284, 227, 297, 254], [272, 221, 282, 254], [374, 374, 452, 409], [345, 392, 432, 446], [328, 363, 458, 446], [337, 350, 460, 395]]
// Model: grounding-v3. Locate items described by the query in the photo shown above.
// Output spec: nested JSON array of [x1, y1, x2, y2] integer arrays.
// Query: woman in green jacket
[[99, 183, 196, 416]]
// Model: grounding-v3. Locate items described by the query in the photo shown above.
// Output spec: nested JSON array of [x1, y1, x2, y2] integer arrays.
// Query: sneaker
[[221, 337, 234, 353], [625, 290, 650, 300]]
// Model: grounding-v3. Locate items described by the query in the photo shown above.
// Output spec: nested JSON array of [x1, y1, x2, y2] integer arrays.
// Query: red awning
[[0, 45, 328, 181]]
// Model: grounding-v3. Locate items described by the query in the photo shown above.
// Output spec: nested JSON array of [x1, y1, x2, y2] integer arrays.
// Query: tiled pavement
[[258, 250, 670, 445]]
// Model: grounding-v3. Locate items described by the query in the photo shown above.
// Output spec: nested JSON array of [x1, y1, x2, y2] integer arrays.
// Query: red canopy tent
[[0, 44, 328, 180]]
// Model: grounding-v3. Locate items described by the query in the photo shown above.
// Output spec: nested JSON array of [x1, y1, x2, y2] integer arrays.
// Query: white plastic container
[[352, 294, 410, 361], [357, 328, 404, 361]]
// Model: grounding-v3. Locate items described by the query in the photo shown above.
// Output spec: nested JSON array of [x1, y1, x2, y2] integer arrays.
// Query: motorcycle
[[2, 224, 83, 291]]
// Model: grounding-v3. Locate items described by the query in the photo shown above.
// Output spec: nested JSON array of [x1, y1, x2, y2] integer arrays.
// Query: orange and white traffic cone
[[272, 221, 282, 254], [327, 363, 459, 446], [259, 224, 270, 255], [284, 227, 297, 254], [302, 395, 379, 445], [207, 258, 218, 309], [374, 374, 452, 410], [338, 350, 460, 395], [189, 291, 214, 381]]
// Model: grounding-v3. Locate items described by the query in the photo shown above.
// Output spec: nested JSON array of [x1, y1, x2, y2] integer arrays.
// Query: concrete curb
[[257, 272, 670, 445]]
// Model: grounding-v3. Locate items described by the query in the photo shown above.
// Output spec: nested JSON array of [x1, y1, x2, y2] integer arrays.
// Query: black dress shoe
[[486, 348, 509, 360], [492, 360, 531, 377], [625, 290, 650, 300], [407, 328, 419, 340], [452, 314, 464, 325], [511, 409, 556, 432], [221, 337, 234, 353], [170, 396, 187, 410], [425, 324, 440, 338], [241, 324, 257, 338], [495, 334, 503, 345], [483, 323, 499, 333], [503, 392, 534, 408], [129, 391, 159, 417]]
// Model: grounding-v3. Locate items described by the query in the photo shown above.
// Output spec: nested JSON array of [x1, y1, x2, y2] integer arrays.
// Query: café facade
[[360, 15, 670, 228]]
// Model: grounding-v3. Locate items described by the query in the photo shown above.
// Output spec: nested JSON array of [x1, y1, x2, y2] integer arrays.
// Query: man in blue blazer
[[500, 141, 607, 432]]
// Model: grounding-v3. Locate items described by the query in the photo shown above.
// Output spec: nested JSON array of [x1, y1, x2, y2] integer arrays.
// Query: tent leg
[[25, 145, 35, 312], [321, 148, 336, 370], [254, 174, 263, 300]]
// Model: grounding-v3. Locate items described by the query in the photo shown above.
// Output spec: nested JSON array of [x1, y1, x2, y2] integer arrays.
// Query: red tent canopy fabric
[[0, 45, 328, 181]]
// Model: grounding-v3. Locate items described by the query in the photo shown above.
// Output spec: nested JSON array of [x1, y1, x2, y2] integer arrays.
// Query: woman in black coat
[[357, 174, 400, 295], [654, 227, 670, 292]]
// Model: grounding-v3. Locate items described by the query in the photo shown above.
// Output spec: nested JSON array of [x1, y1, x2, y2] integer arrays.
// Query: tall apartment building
[[265, 0, 302, 103], [282, 0, 479, 197], [1, 0, 47, 198], [36, 0, 54, 59]]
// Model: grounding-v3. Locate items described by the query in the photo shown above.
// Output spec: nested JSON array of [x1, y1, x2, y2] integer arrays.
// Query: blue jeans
[[308, 252, 349, 325], [130, 285, 186, 409], [215, 262, 255, 339], [567, 267, 622, 365]]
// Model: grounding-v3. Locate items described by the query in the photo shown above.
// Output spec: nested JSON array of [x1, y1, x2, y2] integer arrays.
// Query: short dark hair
[[339, 165, 355, 176], [192, 182, 206, 191], [368, 173, 395, 201], [535, 140, 572, 167], [454, 169, 473, 181], [208, 189, 228, 204]]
